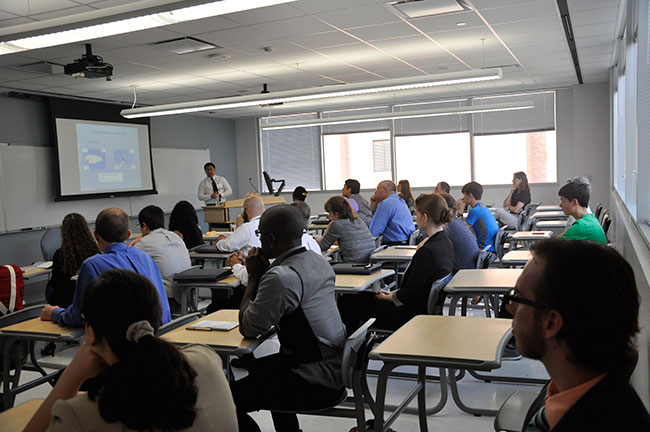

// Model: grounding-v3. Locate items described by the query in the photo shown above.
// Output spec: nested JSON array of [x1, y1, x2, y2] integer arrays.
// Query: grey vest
[[350, 194, 372, 225]]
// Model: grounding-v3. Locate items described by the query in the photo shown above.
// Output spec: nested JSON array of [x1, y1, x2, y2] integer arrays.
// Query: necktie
[[211, 178, 218, 193]]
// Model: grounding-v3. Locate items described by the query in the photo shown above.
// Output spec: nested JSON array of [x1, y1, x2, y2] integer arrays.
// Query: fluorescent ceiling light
[[0, 0, 296, 56], [121, 68, 503, 118], [388, 0, 470, 19], [260, 101, 534, 130]]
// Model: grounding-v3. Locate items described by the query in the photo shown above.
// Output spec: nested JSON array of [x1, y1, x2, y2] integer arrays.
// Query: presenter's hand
[[211, 191, 219, 199], [41, 305, 57, 321], [246, 248, 270, 280]]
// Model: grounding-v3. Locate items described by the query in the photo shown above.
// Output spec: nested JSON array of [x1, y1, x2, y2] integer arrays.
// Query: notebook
[[186, 321, 239, 331], [331, 263, 382, 275], [173, 267, 232, 283]]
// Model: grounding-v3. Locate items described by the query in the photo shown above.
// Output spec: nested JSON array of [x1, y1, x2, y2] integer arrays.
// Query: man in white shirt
[[215, 193, 264, 255], [130, 205, 191, 310], [197, 162, 233, 205]]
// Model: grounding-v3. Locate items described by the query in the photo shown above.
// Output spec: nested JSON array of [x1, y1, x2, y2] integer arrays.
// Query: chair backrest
[[0, 304, 46, 375], [340, 318, 376, 388], [599, 209, 609, 225], [516, 211, 528, 231], [494, 225, 510, 259], [594, 202, 603, 220], [408, 229, 420, 245], [40, 228, 62, 261], [0, 304, 44, 328], [476, 247, 497, 269], [427, 273, 453, 315], [156, 312, 201, 336], [602, 214, 612, 238]]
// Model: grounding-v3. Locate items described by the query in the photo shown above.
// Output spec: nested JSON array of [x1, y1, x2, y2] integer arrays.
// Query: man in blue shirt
[[369, 180, 415, 245], [41, 207, 171, 327], [458, 182, 499, 252]]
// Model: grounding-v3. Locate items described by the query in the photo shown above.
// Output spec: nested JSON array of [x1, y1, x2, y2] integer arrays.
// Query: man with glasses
[[504, 238, 650, 430], [231, 205, 346, 432]]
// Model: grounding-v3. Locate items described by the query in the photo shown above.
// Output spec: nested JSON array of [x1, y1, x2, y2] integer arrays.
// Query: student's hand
[[41, 305, 58, 321], [246, 248, 270, 280], [227, 252, 245, 267], [235, 214, 245, 228], [128, 235, 142, 247], [314, 237, 321, 244], [216, 234, 228, 240], [376, 291, 394, 302], [62, 342, 108, 386], [456, 199, 466, 213]]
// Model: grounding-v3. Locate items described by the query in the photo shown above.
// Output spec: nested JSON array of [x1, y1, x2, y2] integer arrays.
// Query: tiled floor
[[7, 306, 549, 432]]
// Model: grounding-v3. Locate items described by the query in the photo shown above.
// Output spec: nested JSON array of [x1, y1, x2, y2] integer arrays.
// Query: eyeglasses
[[503, 288, 550, 309], [255, 229, 273, 237]]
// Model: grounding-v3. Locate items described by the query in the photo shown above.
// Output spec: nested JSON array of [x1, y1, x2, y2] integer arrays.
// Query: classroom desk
[[501, 250, 532, 268], [334, 269, 395, 294], [534, 220, 568, 235], [0, 398, 44, 431], [370, 246, 416, 284], [508, 231, 553, 249], [307, 223, 329, 235], [175, 274, 241, 315], [444, 269, 522, 316], [20, 265, 52, 281], [535, 205, 562, 212], [529, 210, 567, 223], [322, 245, 340, 261], [189, 250, 231, 267], [0, 318, 84, 409], [369, 315, 513, 430], [203, 231, 232, 244], [161, 309, 272, 379]]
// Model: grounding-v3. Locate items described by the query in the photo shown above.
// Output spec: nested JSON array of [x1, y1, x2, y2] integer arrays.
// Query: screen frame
[[49, 97, 157, 202]]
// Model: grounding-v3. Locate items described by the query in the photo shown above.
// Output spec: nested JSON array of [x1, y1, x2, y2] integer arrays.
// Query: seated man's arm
[[51, 263, 95, 327], [240, 267, 299, 338], [368, 204, 389, 237], [216, 224, 248, 252]]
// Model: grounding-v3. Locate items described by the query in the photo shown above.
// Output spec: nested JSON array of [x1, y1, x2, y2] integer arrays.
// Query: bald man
[[232, 205, 346, 431], [215, 193, 264, 255], [369, 180, 415, 245], [41, 207, 170, 327]]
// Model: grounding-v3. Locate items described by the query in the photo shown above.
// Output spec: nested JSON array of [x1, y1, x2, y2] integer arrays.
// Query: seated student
[[24, 269, 237, 432], [168, 200, 204, 250], [232, 205, 346, 432], [441, 193, 480, 272], [318, 196, 376, 263], [506, 239, 650, 430], [494, 171, 531, 228], [433, 181, 450, 194], [397, 179, 415, 213], [342, 179, 372, 225], [130, 205, 192, 311], [338, 194, 454, 333], [46, 213, 100, 308], [215, 193, 264, 255], [292, 185, 307, 202], [558, 181, 607, 244], [369, 180, 415, 245], [563, 176, 593, 230], [40, 208, 171, 327], [457, 181, 499, 252]]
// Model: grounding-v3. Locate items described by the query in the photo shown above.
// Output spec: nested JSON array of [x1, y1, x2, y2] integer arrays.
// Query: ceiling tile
[[571, 6, 618, 26], [226, 4, 305, 26], [163, 16, 240, 36], [478, 1, 557, 25], [112, 62, 164, 76], [98, 46, 170, 64], [501, 32, 566, 48], [108, 27, 185, 46], [492, 17, 562, 37], [0, 0, 78, 16], [0, 10, 18, 20], [199, 26, 271, 47], [575, 34, 615, 49], [0, 16, 36, 27], [30, 5, 95, 21], [573, 21, 616, 38], [251, 16, 333, 38], [347, 22, 421, 42], [316, 5, 400, 29], [291, 0, 378, 15], [288, 31, 357, 50], [231, 39, 302, 56], [408, 11, 484, 34], [567, 0, 620, 13]]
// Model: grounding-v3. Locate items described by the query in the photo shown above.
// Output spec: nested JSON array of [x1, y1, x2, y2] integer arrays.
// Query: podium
[[203, 196, 286, 229]]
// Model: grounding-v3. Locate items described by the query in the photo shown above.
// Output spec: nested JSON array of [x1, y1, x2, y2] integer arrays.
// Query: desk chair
[[277, 319, 377, 432], [494, 226, 510, 260], [0, 305, 45, 409], [493, 390, 541, 432], [427, 274, 453, 316], [594, 202, 603, 220], [40, 228, 61, 261], [602, 213, 612, 241], [157, 312, 201, 336]]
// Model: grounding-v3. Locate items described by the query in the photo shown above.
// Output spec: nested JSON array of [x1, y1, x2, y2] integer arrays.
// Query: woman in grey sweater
[[318, 196, 377, 263]]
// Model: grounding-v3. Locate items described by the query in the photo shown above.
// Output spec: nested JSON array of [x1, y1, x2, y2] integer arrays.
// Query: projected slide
[[55, 117, 154, 198], [77, 123, 142, 192]]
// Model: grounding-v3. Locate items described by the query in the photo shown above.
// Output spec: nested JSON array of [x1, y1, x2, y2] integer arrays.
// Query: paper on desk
[[35, 261, 53, 269], [186, 321, 238, 331]]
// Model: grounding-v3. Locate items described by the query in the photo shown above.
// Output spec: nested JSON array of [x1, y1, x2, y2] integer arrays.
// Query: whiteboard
[[130, 148, 208, 214], [0, 145, 210, 232]]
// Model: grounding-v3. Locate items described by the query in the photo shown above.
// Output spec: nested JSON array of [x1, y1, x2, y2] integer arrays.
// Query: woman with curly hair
[[45, 213, 100, 308], [169, 201, 204, 250]]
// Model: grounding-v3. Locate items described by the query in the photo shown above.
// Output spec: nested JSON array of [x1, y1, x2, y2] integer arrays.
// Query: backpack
[[0, 265, 24, 316]]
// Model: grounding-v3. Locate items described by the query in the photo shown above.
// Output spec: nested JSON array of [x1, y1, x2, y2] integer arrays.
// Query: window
[[260, 113, 321, 191], [395, 133, 471, 187], [323, 131, 391, 191], [474, 131, 557, 185]]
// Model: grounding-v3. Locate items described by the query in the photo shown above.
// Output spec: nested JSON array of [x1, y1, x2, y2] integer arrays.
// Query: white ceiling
[[0, 0, 620, 119]]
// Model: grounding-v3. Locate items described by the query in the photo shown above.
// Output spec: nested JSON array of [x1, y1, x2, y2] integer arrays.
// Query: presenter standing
[[198, 162, 232, 205]]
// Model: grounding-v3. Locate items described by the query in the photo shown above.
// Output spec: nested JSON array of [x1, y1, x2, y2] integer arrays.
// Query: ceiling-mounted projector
[[64, 44, 113, 81]]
